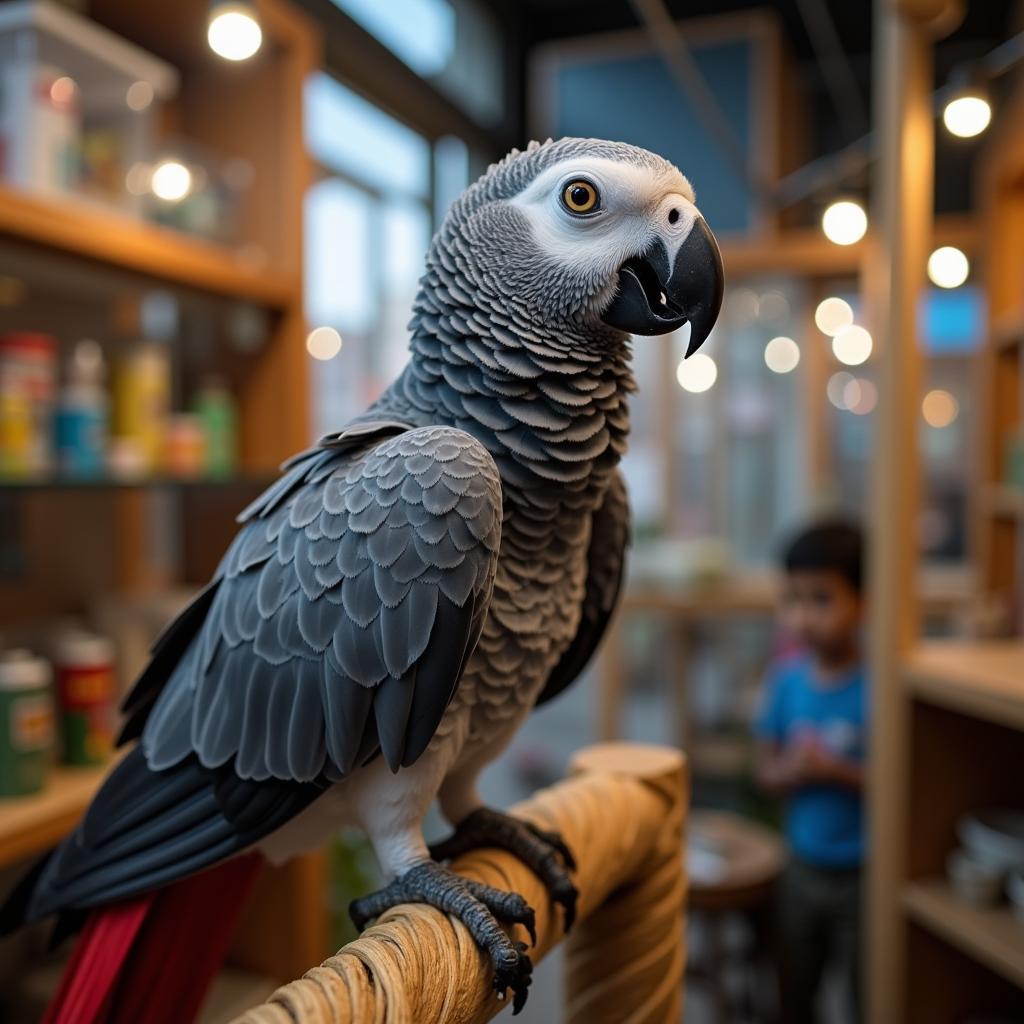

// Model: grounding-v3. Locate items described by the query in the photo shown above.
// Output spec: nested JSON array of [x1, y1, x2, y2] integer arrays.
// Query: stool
[[686, 810, 787, 1023]]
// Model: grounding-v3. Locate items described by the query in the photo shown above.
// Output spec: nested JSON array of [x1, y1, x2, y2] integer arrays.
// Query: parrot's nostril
[[668, 208, 680, 225]]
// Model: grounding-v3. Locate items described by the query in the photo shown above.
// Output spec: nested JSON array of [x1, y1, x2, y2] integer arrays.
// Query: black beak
[[600, 217, 724, 355]]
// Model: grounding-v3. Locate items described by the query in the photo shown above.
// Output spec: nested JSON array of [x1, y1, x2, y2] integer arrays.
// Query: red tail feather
[[45, 854, 263, 1024]]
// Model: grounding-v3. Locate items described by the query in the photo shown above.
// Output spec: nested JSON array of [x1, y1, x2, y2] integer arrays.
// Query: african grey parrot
[[3, 137, 723, 1016]]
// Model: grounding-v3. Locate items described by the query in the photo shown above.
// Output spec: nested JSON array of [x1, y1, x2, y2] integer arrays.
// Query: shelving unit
[[868, 18, 1024, 1020], [0, 0, 330, 994], [904, 881, 1024, 993]]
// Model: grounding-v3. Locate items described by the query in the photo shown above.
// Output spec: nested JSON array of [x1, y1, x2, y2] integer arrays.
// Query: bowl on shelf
[[957, 810, 1024, 874], [946, 848, 1004, 907], [1007, 868, 1024, 926]]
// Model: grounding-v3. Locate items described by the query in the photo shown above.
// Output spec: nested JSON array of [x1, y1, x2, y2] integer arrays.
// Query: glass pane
[[304, 178, 375, 333], [330, 0, 455, 77], [304, 73, 431, 199]]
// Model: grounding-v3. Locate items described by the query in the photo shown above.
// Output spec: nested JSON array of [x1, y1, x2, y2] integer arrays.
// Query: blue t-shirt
[[755, 654, 867, 869]]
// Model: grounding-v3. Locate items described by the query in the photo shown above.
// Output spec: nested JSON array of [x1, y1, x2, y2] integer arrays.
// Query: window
[[303, 73, 468, 437]]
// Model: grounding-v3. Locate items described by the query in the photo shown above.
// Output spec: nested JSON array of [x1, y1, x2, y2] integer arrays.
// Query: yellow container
[[112, 343, 169, 472]]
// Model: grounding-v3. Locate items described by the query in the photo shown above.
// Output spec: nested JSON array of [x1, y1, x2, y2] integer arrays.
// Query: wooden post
[[231, 743, 687, 1024], [867, 2, 960, 1021]]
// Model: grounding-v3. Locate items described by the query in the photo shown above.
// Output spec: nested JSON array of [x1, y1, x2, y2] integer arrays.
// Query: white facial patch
[[509, 156, 699, 281]]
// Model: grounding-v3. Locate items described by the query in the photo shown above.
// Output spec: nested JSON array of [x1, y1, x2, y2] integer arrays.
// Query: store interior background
[[0, 0, 1022, 1021]]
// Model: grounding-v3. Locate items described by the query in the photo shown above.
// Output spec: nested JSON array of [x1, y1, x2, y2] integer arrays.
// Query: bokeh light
[[814, 296, 854, 336], [827, 371, 855, 409], [832, 324, 873, 366], [306, 326, 343, 360], [822, 200, 867, 246], [922, 389, 958, 428], [49, 77, 77, 106], [927, 246, 969, 289], [676, 353, 717, 393], [843, 377, 878, 415], [126, 81, 154, 112], [764, 336, 800, 374], [758, 291, 789, 321], [942, 94, 991, 138], [150, 160, 192, 202], [208, 6, 263, 61]]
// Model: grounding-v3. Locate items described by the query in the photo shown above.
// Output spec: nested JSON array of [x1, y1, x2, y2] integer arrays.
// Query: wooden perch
[[232, 742, 687, 1024]]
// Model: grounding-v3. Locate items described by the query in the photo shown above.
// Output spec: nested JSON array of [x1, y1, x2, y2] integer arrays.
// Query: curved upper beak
[[600, 216, 725, 355]]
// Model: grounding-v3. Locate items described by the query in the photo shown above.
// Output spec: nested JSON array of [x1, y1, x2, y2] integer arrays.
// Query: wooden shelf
[[0, 473, 274, 494], [987, 485, 1024, 519], [0, 763, 111, 869], [904, 640, 1024, 732], [904, 881, 1024, 992], [993, 309, 1024, 351], [0, 183, 298, 308]]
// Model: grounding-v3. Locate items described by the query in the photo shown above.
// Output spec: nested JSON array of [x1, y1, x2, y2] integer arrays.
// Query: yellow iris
[[562, 181, 599, 214]]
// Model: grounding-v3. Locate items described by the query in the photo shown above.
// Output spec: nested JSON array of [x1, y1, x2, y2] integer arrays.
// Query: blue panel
[[919, 287, 985, 354], [551, 41, 753, 233]]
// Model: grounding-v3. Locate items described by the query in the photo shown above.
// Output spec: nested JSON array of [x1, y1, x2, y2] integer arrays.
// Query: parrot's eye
[[561, 180, 600, 215]]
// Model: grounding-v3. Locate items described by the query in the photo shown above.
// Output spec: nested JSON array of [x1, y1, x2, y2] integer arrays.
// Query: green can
[[0, 650, 54, 796]]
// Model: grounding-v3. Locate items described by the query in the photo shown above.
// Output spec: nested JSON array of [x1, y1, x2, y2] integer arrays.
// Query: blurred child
[[754, 520, 866, 1024]]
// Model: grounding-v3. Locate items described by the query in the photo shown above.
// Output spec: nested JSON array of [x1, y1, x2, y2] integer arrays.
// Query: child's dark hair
[[781, 519, 864, 593]]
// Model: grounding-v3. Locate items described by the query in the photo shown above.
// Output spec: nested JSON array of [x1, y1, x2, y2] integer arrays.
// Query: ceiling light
[[927, 246, 970, 289], [943, 91, 991, 138], [208, 1, 263, 62], [822, 200, 868, 246]]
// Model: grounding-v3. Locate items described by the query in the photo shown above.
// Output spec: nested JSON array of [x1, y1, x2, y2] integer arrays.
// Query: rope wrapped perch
[[232, 742, 687, 1024]]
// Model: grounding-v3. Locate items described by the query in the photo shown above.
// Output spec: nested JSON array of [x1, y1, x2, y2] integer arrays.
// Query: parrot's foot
[[430, 807, 578, 933], [348, 861, 535, 1013]]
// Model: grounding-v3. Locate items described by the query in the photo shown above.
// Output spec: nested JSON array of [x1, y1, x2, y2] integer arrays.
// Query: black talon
[[431, 807, 580, 934], [349, 860, 536, 1010]]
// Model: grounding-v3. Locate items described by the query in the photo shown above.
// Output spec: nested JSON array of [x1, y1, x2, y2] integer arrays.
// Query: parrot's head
[[433, 137, 725, 355]]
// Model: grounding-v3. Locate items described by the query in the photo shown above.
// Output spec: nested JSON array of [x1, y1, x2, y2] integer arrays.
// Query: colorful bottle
[[55, 339, 108, 478], [112, 343, 170, 474], [194, 376, 237, 478], [54, 631, 115, 766], [0, 649, 54, 797]]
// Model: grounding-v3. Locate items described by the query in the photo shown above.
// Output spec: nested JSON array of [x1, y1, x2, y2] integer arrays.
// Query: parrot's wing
[[14, 425, 502, 923], [534, 468, 630, 706], [118, 418, 414, 742], [142, 424, 503, 781]]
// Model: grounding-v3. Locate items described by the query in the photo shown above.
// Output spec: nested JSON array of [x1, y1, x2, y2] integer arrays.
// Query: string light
[[814, 297, 854, 336], [306, 326, 343, 360], [927, 246, 970, 288], [942, 92, 991, 138], [832, 325, 873, 366], [208, 1, 263, 61], [764, 336, 800, 374], [822, 200, 867, 246], [676, 353, 717, 393]]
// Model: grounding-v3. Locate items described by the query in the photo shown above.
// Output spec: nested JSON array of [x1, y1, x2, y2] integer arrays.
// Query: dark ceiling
[[486, 0, 1020, 213]]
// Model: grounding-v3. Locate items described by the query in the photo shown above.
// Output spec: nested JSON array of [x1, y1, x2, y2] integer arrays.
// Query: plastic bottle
[[55, 339, 108, 478], [194, 376, 237, 478]]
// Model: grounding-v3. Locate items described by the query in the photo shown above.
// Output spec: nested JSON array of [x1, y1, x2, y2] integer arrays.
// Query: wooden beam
[[866, 0, 936, 1020]]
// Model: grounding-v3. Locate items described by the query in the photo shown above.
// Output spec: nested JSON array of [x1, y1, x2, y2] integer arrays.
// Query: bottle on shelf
[[0, 332, 57, 479], [0, 649, 54, 797], [55, 339, 109, 478], [194, 375, 237, 478], [111, 342, 170, 476], [53, 630, 115, 767]]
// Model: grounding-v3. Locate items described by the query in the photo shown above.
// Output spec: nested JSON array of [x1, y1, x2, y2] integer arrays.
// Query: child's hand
[[789, 740, 840, 784]]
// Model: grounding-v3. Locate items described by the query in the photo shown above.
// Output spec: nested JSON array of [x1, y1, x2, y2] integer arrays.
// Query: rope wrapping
[[233, 743, 686, 1024]]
